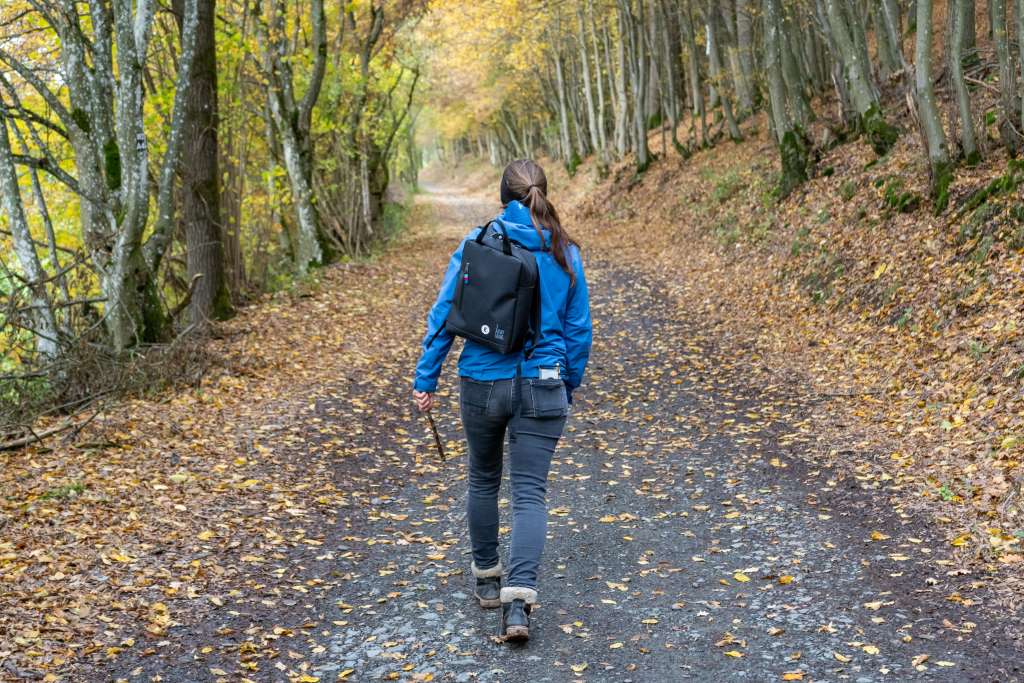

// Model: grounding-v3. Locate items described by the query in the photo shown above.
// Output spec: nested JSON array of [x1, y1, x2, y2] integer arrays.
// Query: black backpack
[[443, 219, 540, 355]]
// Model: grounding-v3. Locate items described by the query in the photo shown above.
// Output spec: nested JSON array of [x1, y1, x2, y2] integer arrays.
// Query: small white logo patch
[[481, 324, 491, 335]]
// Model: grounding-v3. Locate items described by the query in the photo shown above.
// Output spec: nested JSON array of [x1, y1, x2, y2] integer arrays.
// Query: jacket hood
[[495, 200, 550, 252]]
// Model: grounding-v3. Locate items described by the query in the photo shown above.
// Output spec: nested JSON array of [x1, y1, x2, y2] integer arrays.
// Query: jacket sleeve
[[563, 247, 592, 391], [413, 233, 475, 392]]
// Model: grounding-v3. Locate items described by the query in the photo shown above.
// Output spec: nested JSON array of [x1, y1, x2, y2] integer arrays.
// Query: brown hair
[[501, 159, 577, 285]]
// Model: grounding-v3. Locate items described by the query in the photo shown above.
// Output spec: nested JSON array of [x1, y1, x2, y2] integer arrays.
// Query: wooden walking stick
[[425, 410, 446, 461]]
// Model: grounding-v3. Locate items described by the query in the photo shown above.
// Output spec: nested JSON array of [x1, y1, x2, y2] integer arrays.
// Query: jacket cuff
[[413, 378, 438, 393]]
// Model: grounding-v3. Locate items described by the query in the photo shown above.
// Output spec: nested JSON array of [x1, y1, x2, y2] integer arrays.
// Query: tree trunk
[[705, 0, 742, 140], [682, 3, 708, 146], [992, 0, 1021, 153], [949, 0, 980, 164], [257, 0, 332, 274], [1018, 0, 1024, 138], [764, 0, 809, 197], [914, 0, 952, 210], [0, 113, 60, 359], [736, 0, 758, 109], [587, 0, 610, 168], [612, 14, 630, 156], [823, 0, 897, 154], [577, 5, 602, 162], [622, 0, 651, 171], [553, 49, 575, 167], [173, 0, 232, 327], [873, 0, 901, 78]]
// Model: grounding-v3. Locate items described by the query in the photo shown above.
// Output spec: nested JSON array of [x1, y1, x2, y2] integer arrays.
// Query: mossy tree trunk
[[765, 0, 809, 198], [914, 0, 953, 212], [824, 0, 898, 155]]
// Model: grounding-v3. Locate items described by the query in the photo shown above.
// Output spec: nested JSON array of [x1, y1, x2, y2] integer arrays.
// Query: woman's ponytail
[[501, 160, 577, 286]]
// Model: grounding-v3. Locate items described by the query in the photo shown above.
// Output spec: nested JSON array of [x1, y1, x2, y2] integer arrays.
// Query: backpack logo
[[480, 324, 490, 335], [494, 325, 506, 341]]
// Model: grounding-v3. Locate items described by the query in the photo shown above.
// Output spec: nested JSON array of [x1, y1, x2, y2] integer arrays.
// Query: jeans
[[459, 376, 568, 591]]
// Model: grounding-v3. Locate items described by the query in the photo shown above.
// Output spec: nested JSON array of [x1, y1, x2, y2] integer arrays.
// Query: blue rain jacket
[[413, 200, 592, 394]]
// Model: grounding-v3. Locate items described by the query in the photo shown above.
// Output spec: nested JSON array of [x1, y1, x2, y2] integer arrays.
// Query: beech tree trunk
[[913, 0, 952, 210], [823, 0, 897, 154], [992, 0, 1021, 152], [764, 0, 809, 197], [949, 0, 980, 164]]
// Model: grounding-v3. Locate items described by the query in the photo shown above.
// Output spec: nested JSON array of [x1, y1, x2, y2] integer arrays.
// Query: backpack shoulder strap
[[524, 272, 541, 360]]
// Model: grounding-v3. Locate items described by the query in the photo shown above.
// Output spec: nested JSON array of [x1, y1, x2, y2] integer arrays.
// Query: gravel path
[[92, 185, 1022, 683]]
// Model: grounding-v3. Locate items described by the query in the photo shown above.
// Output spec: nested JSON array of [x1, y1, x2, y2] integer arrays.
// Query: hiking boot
[[499, 586, 536, 642], [471, 562, 502, 608]]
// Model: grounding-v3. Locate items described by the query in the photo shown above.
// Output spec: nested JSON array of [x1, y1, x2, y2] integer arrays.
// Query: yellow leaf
[[872, 263, 888, 279], [733, 572, 751, 583], [109, 552, 133, 563], [950, 535, 970, 547], [641, 618, 658, 624], [197, 530, 215, 541], [870, 531, 889, 541], [782, 673, 804, 681], [570, 663, 588, 673], [778, 575, 794, 585], [724, 650, 744, 658], [609, 642, 623, 649], [863, 645, 880, 655], [598, 515, 617, 523], [338, 671, 355, 679], [834, 652, 851, 663]]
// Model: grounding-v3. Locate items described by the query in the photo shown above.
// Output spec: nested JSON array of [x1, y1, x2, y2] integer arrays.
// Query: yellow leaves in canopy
[[416, 0, 560, 138]]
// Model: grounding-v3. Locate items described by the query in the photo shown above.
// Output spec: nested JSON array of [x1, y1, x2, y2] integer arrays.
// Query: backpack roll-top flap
[[444, 221, 540, 355]]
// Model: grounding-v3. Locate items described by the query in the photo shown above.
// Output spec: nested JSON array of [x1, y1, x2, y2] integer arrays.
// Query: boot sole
[[475, 595, 501, 609], [503, 625, 529, 642]]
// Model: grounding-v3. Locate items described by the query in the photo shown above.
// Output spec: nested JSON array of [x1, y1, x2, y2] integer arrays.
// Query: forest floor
[[3, 171, 1022, 681]]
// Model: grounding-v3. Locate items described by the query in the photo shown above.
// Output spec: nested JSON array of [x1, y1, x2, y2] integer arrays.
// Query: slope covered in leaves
[[567, 108, 1024, 591]]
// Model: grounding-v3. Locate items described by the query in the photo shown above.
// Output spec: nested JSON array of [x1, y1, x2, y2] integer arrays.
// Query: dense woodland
[[0, 0, 426, 428], [428, 0, 1023, 200], [2, 0, 1024, 430]]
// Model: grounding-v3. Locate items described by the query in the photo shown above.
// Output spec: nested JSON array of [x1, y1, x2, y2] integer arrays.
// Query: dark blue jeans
[[459, 376, 568, 591]]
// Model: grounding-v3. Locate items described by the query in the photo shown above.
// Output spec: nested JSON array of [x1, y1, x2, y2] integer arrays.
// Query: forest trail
[[82, 182, 1021, 683]]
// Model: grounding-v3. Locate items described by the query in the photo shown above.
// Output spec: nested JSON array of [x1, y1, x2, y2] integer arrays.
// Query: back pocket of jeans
[[522, 378, 568, 418], [460, 378, 493, 415]]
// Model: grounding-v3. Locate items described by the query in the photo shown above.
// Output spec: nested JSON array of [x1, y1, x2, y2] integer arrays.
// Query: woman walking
[[412, 159, 592, 642]]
